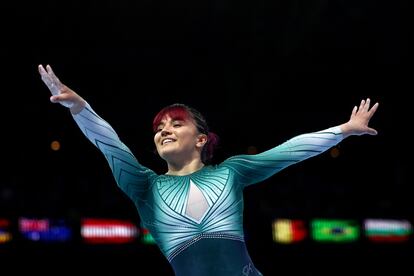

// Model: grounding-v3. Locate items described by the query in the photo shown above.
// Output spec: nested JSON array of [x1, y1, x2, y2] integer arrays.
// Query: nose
[[161, 128, 172, 136]]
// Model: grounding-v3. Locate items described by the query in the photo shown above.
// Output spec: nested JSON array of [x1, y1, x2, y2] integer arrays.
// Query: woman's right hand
[[38, 64, 86, 114]]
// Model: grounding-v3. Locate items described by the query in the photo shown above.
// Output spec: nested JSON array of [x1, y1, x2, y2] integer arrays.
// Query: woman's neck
[[166, 159, 205, 176]]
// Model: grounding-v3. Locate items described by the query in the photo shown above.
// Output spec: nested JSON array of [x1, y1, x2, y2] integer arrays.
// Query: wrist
[[70, 100, 86, 115], [339, 122, 353, 139]]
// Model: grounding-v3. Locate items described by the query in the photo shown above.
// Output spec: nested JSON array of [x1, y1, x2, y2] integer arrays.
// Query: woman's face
[[154, 115, 205, 163]]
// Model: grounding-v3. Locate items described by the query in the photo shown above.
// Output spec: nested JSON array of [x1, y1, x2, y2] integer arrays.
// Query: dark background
[[1, 0, 412, 275]]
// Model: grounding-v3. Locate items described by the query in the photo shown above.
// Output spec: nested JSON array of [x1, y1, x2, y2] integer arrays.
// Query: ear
[[196, 134, 208, 148]]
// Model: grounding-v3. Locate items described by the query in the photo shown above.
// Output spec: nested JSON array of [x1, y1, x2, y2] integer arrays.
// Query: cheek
[[154, 134, 160, 144], [185, 135, 199, 147]]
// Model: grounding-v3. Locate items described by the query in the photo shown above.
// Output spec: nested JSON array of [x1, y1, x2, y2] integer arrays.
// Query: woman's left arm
[[220, 98, 379, 187]]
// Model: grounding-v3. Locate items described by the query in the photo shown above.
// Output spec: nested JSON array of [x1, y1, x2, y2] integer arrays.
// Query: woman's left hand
[[340, 98, 379, 138]]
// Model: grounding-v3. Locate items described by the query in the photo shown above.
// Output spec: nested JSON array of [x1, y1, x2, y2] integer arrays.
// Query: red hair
[[152, 105, 191, 133]]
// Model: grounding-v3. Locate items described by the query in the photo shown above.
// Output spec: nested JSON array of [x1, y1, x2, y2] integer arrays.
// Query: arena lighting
[[0, 219, 12, 243], [50, 140, 61, 151], [81, 218, 139, 244], [329, 147, 340, 158], [364, 219, 413, 242]]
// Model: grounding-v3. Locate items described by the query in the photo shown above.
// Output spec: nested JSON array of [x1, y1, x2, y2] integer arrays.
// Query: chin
[[158, 149, 177, 161]]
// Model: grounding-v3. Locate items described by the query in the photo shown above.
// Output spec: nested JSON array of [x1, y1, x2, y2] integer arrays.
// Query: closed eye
[[172, 119, 185, 127], [155, 125, 164, 133]]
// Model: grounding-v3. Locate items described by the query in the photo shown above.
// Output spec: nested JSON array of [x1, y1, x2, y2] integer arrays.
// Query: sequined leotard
[[72, 103, 343, 276]]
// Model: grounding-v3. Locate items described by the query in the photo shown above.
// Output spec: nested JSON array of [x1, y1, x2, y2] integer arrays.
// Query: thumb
[[50, 95, 60, 103], [366, 127, 378, 136]]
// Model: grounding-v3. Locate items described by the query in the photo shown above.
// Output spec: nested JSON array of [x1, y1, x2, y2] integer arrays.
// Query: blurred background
[[1, 0, 412, 274]]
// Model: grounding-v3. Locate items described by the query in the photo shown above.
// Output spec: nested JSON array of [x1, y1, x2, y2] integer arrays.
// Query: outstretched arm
[[221, 98, 379, 187], [38, 64, 156, 201]]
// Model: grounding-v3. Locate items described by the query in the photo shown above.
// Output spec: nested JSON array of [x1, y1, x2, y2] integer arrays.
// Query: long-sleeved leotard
[[72, 103, 344, 276]]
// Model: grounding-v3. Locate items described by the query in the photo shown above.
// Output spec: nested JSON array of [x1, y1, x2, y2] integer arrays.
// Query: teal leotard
[[72, 103, 343, 275]]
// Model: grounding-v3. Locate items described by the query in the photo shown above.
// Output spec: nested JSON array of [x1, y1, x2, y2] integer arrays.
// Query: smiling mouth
[[161, 138, 176, 145]]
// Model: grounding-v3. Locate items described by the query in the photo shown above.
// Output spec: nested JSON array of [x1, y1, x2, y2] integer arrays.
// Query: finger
[[366, 127, 378, 136], [38, 64, 51, 80], [46, 64, 53, 74], [50, 93, 67, 102], [358, 99, 365, 112], [50, 95, 58, 103], [368, 102, 379, 119], [46, 65, 58, 80], [39, 65, 51, 82], [38, 64, 46, 75], [46, 65, 63, 88], [41, 74, 59, 95], [351, 106, 357, 118], [39, 70, 53, 87], [363, 98, 371, 112]]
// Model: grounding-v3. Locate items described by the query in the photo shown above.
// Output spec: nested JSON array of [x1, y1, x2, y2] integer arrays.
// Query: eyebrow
[[160, 118, 185, 124], [156, 119, 186, 128], [172, 119, 185, 123]]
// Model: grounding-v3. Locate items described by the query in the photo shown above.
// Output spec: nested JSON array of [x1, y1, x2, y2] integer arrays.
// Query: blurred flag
[[364, 219, 412, 242], [81, 218, 138, 244], [272, 219, 307, 244], [18, 217, 72, 242], [311, 219, 359, 242]]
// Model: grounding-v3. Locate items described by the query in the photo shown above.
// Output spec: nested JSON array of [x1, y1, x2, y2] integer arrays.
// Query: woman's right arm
[[38, 64, 155, 201]]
